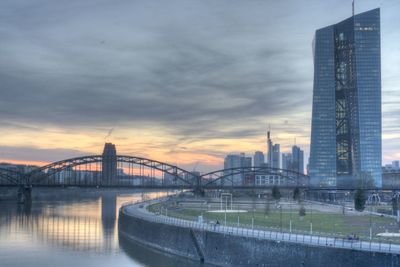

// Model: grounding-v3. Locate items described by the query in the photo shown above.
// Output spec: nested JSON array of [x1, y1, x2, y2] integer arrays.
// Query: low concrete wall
[[119, 209, 201, 261], [119, 206, 400, 267]]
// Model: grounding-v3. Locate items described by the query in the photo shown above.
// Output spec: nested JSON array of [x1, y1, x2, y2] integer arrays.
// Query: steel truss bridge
[[0, 155, 309, 191]]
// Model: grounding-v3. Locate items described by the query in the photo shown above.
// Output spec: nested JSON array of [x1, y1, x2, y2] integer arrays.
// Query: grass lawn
[[148, 202, 400, 242]]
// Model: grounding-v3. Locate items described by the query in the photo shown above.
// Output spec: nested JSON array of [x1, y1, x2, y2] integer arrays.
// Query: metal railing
[[120, 197, 400, 255]]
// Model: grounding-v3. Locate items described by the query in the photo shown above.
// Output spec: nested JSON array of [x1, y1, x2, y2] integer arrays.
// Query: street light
[[370, 203, 373, 240], [278, 205, 282, 232], [252, 208, 255, 230], [225, 196, 227, 226], [289, 202, 292, 233], [201, 201, 204, 218], [237, 204, 240, 227], [310, 203, 313, 235]]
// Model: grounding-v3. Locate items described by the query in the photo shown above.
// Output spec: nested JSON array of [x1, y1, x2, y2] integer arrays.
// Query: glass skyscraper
[[309, 8, 381, 188], [102, 143, 117, 185]]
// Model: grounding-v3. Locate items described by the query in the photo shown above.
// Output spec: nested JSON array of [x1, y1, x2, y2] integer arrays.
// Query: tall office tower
[[392, 161, 400, 170], [292, 145, 304, 174], [272, 144, 281, 169], [223, 153, 252, 185], [253, 151, 265, 167], [267, 131, 273, 167], [240, 153, 252, 168], [102, 143, 117, 184], [282, 153, 292, 170], [223, 154, 242, 186], [309, 8, 381, 188]]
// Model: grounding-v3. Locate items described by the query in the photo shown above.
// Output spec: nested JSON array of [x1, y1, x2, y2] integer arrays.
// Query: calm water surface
[[0, 189, 203, 267]]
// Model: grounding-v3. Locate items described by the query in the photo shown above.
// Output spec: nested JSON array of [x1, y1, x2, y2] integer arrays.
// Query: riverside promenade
[[119, 197, 400, 266]]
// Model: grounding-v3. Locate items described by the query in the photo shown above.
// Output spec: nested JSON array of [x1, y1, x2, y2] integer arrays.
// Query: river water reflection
[[0, 189, 204, 267]]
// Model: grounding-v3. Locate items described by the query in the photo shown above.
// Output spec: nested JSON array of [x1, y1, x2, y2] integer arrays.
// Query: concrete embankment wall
[[119, 207, 400, 267]]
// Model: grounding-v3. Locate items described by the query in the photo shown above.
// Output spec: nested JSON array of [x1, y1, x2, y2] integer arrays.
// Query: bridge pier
[[193, 186, 205, 197], [193, 176, 205, 196], [17, 185, 32, 204]]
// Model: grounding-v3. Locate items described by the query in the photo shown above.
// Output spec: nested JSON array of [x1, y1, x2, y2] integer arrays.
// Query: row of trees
[[253, 172, 385, 215], [270, 186, 300, 202], [267, 186, 306, 216], [270, 185, 368, 213]]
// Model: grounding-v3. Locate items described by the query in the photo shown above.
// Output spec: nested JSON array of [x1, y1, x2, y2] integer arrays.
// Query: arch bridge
[[25, 155, 198, 188], [200, 166, 309, 189], [1, 156, 309, 191], [0, 167, 27, 186]]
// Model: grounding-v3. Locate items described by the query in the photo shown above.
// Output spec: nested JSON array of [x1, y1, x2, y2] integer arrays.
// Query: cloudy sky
[[0, 0, 399, 172]]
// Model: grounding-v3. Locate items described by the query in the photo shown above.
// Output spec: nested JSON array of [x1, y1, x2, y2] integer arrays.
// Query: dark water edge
[[0, 188, 204, 267], [119, 231, 207, 267]]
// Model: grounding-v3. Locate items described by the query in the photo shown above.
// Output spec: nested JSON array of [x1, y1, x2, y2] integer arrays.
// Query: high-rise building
[[382, 161, 400, 173], [309, 8, 381, 188], [241, 153, 252, 168], [266, 130, 280, 169], [292, 145, 304, 174], [223, 153, 252, 185], [267, 131, 273, 167], [223, 154, 242, 186], [282, 147, 304, 174], [253, 151, 265, 167], [102, 143, 117, 184], [272, 144, 280, 169], [282, 153, 292, 170], [392, 161, 400, 170]]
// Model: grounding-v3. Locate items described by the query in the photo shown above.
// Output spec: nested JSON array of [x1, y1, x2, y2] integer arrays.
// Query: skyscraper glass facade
[[253, 151, 265, 168], [102, 143, 117, 185], [309, 8, 381, 188]]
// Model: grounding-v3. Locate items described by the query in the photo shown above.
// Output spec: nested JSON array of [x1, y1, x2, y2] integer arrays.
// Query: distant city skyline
[[0, 0, 399, 173]]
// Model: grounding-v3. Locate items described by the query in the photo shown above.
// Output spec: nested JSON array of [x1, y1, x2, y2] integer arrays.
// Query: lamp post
[[225, 196, 227, 226], [289, 202, 292, 233], [201, 201, 204, 218], [369, 203, 373, 240], [310, 203, 313, 235], [237, 204, 240, 227], [252, 208, 255, 230], [279, 205, 283, 232]]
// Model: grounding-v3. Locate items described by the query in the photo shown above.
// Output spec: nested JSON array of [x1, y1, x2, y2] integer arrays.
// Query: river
[[0, 188, 204, 267]]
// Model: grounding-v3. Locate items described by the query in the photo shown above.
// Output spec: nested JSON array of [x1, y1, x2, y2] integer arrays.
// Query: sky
[[0, 0, 399, 172]]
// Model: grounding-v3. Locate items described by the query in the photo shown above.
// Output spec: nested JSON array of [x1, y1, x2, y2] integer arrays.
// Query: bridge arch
[[0, 167, 25, 185], [27, 155, 196, 187], [200, 166, 309, 188]]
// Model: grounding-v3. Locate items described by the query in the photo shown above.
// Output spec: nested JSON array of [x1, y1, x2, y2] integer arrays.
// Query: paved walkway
[[122, 198, 400, 255]]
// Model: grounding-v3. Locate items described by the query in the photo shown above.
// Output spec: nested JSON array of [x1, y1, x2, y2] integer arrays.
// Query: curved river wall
[[119, 204, 400, 267]]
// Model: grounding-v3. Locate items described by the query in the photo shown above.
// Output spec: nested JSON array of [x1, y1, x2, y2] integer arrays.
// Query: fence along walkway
[[121, 198, 400, 255]]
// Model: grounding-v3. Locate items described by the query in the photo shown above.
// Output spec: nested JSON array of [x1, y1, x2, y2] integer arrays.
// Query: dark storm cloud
[[0, 146, 85, 162], [0, 0, 399, 146], [0, 0, 315, 140]]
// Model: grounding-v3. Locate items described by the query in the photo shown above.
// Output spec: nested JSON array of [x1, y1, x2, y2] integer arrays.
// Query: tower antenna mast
[[352, 0, 355, 16]]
